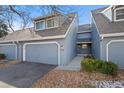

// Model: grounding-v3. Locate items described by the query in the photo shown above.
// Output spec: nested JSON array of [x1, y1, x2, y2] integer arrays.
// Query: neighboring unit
[[91, 5, 124, 68]]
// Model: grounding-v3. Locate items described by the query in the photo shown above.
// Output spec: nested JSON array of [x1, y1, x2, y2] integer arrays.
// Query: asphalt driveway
[[0, 62, 56, 88]]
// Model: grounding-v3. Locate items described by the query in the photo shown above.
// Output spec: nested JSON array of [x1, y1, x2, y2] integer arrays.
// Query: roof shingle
[[92, 7, 124, 35], [0, 14, 75, 42]]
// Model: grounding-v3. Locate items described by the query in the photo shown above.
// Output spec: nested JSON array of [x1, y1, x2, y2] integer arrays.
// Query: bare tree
[[0, 5, 75, 32]]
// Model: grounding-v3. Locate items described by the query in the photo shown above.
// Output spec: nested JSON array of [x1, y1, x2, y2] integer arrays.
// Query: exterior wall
[[100, 36, 124, 60], [0, 15, 77, 66], [18, 38, 67, 66], [64, 14, 78, 65], [91, 18, 101, 59], [58, 15, 67, 26], [35, 15, 66, 29], [77, 45, 91, 54], [0, 44, 17, 60], [25, 43, 58, 65], [54, 15, 66, 27], [53, 16, 60, 27], [102, 7, 112, 21], [77, 32, 91, 39]]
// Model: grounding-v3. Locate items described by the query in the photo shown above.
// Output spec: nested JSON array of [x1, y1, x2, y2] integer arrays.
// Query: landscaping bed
[[32, 69, 124, 88], [0, 60, 20, 69]]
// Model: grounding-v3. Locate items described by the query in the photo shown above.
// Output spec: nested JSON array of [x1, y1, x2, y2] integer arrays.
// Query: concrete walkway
[[0, 81, 15, 88], [56, 56, 83, 71]]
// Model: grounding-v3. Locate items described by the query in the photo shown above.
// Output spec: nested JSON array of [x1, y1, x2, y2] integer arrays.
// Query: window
[[115, 8, 124, 21], [77, 44, 88, 49], [47, 18, 54, 28], [82, 44, 88, 49], [35, 21, 45, 30]]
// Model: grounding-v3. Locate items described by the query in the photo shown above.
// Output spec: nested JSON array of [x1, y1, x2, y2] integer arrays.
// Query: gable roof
[[91, 6, 124, 35], [34, 11, 62, 21], [0, 13, 75, 43]]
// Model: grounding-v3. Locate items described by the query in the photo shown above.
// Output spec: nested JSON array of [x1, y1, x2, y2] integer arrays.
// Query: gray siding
[[18, 38, 67, 66], [0, 15, 77, 66], [91, 18, 101, 59], [77, 33, 91, 39], [64, 15, 78, 65], [101, 36, 124, 60], [25, 43, 58, 65], [108, 42, 124, 68], [0, 44, 17, 60], [101, 36, 124, 68]]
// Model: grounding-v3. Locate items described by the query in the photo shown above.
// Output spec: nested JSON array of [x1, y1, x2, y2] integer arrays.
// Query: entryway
[[56, 56, 83, 71]]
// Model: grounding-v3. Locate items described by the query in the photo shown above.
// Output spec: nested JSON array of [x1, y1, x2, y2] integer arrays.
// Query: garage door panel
[[108, 42, 124, 68], [25, 43, 58, 65], [0, 45, 16, 60]]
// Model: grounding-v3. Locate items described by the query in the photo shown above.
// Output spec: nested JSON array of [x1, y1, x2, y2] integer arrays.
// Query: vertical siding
[[64, 15, 78, 65], [91, 18, 101, 59]]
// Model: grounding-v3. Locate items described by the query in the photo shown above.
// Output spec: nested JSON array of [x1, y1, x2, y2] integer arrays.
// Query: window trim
[[35, 20, 45, 31], [46, 17, 57, 29], [114, 7, 124, 22]]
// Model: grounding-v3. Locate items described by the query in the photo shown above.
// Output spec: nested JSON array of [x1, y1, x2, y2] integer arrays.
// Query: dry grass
[[32, 69, 124, 88]]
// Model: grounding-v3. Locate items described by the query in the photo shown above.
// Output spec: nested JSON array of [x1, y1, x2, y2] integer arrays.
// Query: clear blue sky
[[15, 5, 109, 30]]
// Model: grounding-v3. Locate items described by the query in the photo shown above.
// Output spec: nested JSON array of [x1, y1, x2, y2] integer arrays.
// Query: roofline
[[101, 5, 113, 13], [34, 13, 61, 21], [0, 14, 77, 43], [101, 32, 124, 37], [90, 12, 102, 38], [77, 31, 91, 34]]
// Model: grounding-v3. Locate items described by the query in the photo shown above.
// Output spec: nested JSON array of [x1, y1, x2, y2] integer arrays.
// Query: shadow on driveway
[[0, 62, 56, 88]]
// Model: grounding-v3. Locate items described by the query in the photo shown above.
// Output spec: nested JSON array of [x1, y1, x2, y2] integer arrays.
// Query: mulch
[[32, 69, 124, 88]]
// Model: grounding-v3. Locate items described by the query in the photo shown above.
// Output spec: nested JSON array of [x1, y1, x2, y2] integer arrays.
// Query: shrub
[[100, 61, 118, 76], [93, 59, 103, 71], [81, 58, 95, 72], [84, 55, 94, 59], [0, 53, 6, 59], [81, 58, 118, 76]]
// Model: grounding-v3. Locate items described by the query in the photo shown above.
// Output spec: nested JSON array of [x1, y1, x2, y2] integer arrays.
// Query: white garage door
[[23, 42, 59, 65], [108, 41, 124, 69], [0, 44, 17, 60]]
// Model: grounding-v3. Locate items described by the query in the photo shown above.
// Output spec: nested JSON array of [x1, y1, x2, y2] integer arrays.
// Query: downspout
[[100, 36, 104, 60], [14, 41, 19, 60]]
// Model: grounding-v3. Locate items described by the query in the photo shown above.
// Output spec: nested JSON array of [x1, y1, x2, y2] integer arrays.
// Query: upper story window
[[35, 20, 45, 30], [35, 18, 56, 31], [46, 18, 55, 28], [115, 7, 124, 21]]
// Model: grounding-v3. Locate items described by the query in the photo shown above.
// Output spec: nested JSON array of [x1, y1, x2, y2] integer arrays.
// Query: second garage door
[[24, 43, 59, 65], [0, 44, 17, 60], [108, 41, 124, 69]]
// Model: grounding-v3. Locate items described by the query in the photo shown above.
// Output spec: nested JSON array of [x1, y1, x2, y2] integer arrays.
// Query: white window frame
[[114, 7, 124, 22], [35, 20, 45, 31], [46, 17, 57, 29]]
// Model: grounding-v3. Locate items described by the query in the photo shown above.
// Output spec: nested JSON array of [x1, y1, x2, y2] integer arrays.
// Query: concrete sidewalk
[[56, 56, 83, 71], [0, 81, 15, 88]]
